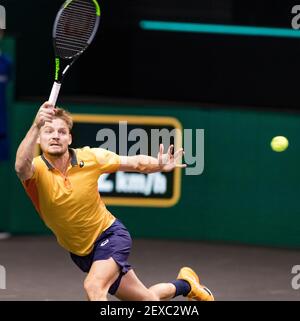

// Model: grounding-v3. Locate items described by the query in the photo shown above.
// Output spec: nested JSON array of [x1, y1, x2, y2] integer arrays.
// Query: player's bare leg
[[148, 283, 177, 300], [115, 267, 214, 301], [84, 258, 120, 301], [115, 270, 166, 301], [115, 270, 185, 301]]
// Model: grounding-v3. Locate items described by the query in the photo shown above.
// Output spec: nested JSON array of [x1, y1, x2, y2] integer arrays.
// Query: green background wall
[[2, 101, 300, 248], [1, 36, 300, 248], [0, 37, 15, 232]]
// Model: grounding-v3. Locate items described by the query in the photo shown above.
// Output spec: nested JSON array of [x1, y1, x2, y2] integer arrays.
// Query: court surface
[[0, 236, 299, 301]]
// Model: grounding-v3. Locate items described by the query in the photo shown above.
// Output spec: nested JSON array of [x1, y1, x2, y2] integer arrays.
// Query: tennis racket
[[48, 0, 101, 107]]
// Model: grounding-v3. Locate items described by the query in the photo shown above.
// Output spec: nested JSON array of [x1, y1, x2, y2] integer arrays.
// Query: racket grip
[[49, 81, 61, 107]]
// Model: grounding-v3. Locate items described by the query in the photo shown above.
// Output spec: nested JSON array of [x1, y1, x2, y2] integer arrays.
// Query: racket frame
[[48, 0, 101, 106]]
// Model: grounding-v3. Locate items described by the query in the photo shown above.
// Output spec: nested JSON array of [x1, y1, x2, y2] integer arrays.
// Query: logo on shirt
[[100, 239, 109, 247]]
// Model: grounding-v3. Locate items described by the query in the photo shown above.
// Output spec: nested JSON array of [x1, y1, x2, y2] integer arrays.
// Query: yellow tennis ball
[[270, 136, 289, 152]]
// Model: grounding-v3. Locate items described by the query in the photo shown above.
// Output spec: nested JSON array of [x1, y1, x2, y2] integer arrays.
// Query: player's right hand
[[34, 101, 56, 129]]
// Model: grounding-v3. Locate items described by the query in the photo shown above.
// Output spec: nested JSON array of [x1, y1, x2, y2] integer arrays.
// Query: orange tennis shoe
[[177, 267, 215, 301]]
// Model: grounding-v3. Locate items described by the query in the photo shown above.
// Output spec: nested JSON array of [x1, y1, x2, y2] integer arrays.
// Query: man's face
[[39, 118, 72, 157]]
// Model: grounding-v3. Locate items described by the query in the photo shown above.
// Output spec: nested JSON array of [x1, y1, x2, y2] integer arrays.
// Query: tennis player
[[15, 101, 214, 301]]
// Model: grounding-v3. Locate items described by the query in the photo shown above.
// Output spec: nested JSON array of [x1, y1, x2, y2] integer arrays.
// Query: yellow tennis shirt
[[22, 147, 120, 256]]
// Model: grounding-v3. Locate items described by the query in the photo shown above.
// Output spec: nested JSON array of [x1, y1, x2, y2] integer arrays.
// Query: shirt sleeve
[[90, 148, 120, 173], [22, 158, 39, 187], [21, 158, 42, 214]]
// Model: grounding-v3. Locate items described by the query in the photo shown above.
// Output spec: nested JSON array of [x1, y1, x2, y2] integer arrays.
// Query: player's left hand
[[158, 144, 187, 172]]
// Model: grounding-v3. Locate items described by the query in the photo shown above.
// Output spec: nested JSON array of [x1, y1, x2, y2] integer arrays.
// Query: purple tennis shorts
[[70, 219, 132, 295]]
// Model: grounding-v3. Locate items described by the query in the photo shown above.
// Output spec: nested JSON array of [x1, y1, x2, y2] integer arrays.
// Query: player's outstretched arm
[[15, 102, 55, 181], [119, 144, 186, 174]]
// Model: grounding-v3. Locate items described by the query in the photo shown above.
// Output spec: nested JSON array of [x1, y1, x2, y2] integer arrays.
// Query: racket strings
[[54, 0, 98, 58]]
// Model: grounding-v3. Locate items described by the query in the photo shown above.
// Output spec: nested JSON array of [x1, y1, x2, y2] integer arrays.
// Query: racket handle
[[49, 81, 61, 107]]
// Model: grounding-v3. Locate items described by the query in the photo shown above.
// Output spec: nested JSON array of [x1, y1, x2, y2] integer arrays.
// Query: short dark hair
[[54, 107, 73, 131]]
